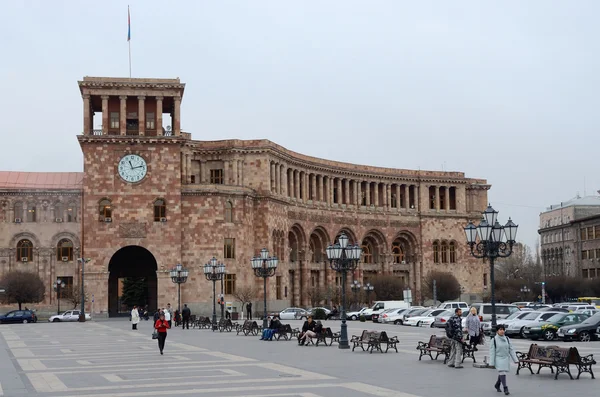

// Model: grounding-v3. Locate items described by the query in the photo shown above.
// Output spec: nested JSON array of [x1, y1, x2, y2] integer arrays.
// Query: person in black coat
[[181, 304, 191, 330], [246, 302, 252, 320], [298, 315, 317, 345]]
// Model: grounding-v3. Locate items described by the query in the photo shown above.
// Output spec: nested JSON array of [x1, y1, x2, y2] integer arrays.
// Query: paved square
[[0, 319, 598, 396]]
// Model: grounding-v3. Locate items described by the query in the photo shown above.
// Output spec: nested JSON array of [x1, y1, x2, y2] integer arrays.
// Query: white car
[[404, 309, 447, 327], [381, 308, 410, 324], [278, 308, 308, 320], [506, 311, 562, 337], [346, 307, 368, 321], [49, 310, 91, 322], [308, 307, 331, 315]]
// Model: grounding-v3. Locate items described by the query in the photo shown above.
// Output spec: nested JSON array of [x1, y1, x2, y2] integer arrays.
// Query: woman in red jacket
[[154, 312, 170, 354]]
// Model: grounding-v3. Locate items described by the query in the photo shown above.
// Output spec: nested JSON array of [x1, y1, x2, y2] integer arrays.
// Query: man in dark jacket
[[182, 304, 191, 330], [447, 308, 464, 368], [246, 302, 252, 320]]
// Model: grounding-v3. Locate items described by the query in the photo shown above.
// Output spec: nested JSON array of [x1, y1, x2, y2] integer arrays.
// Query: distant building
[[538, 194, 600, 278]]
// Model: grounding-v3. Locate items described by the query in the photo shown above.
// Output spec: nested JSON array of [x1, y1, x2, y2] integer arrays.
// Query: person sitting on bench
[[260, 317, 281, 341], [298, 315, 317, 345]]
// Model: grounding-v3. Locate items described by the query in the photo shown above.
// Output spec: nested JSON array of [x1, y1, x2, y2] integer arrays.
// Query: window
[[276, 276, 282, 299], [441, 241, 448, 263], [582, 250, 589, 260], [27, 204, 36, 222], [583, 269, 589, 278], [210, 169, 224, 184], [110, 112, 119, 129], [433, 241, 440, 263], [362, 244, 372, 264], [66, 202, 77, 222], [154, 199, 166, 221], [17, 239, 33, 261], [392, 243, 404, 264], [581, 228, 588, 241], [13, 202, 23, 221], [429, 186, 436, 209], [595, 226, 600, 239], [225, 274, 236, 294], [56, 239, 73, 261], [483, 273, 488, 287], [224, 201, 233, 223], [54, 203, 63, 220], [224, 238, 235, 259], [99, 199, 112, 220], [146, 112, 155, 130], [449, 242, 456, 263]]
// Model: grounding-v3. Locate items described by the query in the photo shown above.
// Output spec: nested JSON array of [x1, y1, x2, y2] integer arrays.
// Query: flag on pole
[[127, 6, 131, 41]]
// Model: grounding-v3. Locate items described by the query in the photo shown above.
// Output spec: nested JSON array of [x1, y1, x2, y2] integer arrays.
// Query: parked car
[[381, 308, 409, 324], [481, 311, 532, 335], [346, 307, 368, 320], [48, 310, 91, 322], [506, 311, 562, 337], [437, 301, 469, 311], [433, 310, 454, 328], [0, 310, 37, 324], [376, 308, 399, 323], [404, 309, 447, 327], [307, 307, 331, 316], [523, 312, 589, 341], [538, 306, 569, 313], [471, 303, 519, 321], [557, 312, 600, 342], [512, 301, 532, 308], [278, 308, 308, 320], [363, 301, 410, 320], [402, 308, 427, 322]]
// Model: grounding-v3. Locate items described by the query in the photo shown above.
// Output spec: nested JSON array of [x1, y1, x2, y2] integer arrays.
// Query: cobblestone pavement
[[0, 318, 597, 396]]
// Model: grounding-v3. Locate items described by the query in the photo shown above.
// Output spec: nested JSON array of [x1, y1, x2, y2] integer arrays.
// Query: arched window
[[57, 239, 73, 261], [13, 202, 23, 222], [54, 203, 63, 221], [66, 202, 77, 222], [433, 241, 440, 263], [26, 204, 37, 222], [154, 199, 166, 221], [449, 242, 456, 263], [99, 199, 112, 221], [17, 239, 33, 261], [392, 242, 404, 264], [224, 201, 233, 223], [362, 244, 372, 264], [441, 241, 448, 263]]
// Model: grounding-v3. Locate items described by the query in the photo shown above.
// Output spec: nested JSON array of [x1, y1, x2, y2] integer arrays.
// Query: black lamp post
[[364, 282, 374, 306], [520, 285, 530, 298], [53, 279, 65, 315], [204, 258, 225, 331], [78, 257, 91, 322], [326, 232, 362, 349], [170, 263, 189, 314], [464, 204, 518, 331], [251, 248, 278, 329], [351, 280, 361, 310]]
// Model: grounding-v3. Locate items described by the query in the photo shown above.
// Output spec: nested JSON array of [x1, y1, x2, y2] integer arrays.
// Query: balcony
[[90, 127, 174, 137]]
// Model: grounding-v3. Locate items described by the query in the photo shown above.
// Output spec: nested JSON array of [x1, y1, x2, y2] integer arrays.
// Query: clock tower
[[77, 77, 186, 316]]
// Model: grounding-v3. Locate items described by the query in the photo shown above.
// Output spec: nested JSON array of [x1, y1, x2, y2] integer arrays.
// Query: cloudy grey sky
[[1, 1, 599, 250]]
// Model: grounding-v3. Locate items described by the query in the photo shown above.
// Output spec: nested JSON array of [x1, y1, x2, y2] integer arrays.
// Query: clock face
[[118, 154, 147, 183]]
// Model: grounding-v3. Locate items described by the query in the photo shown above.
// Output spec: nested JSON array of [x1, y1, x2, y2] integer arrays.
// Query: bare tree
[[0, 271, 45, 310], [232, 285, 256, 312], [422, 270, 461, 302], [64, 287, 90, 310], [495, 243, 536, 280], [371, 275, 405, 301], [306, 286, 327, 307], [324, 285, 342, 307]]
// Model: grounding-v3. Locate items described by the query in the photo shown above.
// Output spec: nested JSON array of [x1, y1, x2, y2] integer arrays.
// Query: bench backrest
[[529, 344, 570, 361], [429, 335, 448, 348], [379, 331, 389, 341]]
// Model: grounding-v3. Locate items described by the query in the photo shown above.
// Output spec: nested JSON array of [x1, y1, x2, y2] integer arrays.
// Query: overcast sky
[[1, 1, 599, 251]]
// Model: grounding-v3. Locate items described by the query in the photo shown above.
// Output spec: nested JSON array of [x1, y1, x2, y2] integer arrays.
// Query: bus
[[577, 297, 600, 309]]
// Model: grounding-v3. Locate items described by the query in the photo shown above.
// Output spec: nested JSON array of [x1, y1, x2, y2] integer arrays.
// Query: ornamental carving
[[308, 214, 330, 223], [362, 219, 388, 227], [287, 211, 306, 221], [333, 217, 357, 225], [119, 223, 147, 238], [38, 248, 55, 257], [0, 248, 12, 257]]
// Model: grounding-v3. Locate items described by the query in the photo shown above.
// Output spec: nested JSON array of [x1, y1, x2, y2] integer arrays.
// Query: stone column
[[282, 166, 287, 196], [295, 171, 300, 199], [386, 184, 391, 210], [119, 96, 127, 135], [356, 181, 361, 207], [311, 174, 317, 201], [336, 178, 342, 204], [101, 96, 109, 135], [397, 185, 402, 209], [374, 183, 379, 207], [83, 94, 91, 135], [365, 183, 371, 206], [138, 96, 146, 136], [414, 185, 420, 210], [270, 162, 276, 192], [187, 155, 192, 184], [200, 160, 207, 183], [435, 186, 440, 211], [173, 95, 182, 135], [445, 187, 450, 211], [223, 160, 229, 185], [317, 175, 323, 202], [345, 179, 350, 205], [156, 96, 163, 136]]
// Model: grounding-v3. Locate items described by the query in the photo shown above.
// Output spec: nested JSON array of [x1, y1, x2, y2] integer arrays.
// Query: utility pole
[[433, 280, 437, 306]]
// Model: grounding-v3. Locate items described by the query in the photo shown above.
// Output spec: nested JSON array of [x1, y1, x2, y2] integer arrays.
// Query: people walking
[[466, 307, 481, 350], [131, 305, 140, 330], [182, 304, 191, 330], [246, 302, 252, 320], [490, 324, 518, 395], [154, 312, 170, 355], [165, 304, 173, 328], [446, 308, 464, 368]]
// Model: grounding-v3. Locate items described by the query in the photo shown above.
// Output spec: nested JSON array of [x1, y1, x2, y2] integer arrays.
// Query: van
[[471, 303, 519, 321], [363, 301, 409, 320], [437, 301, 469, 310]]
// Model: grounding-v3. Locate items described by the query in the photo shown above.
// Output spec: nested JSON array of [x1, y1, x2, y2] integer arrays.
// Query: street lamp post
[[520, 285, 530, 299], [170, 264, 189, 314], [53, 279, 65, 315], [326, 232, 362, 349], [351, 280, 361, 310], [364, 283, 374, 306], [78, 257, 91, 322], [251, 248, 278, 329], [464, 204, 518, 332], [204, 258, 225, 331]]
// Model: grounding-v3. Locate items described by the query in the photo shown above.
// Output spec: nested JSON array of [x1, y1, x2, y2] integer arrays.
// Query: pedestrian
[[490, 324, 518, 395], [154, 312, 170, 355], [182, 304, 191, 330], [174, 309, 180, 327], [131, 305, 140, 330], [465, 307, 481, 350], [226, 309, 231, 320], [164, 305, 172, 328], [445, 308, 464, 368], [153, 309, 161, 322], [246, 302, 252, 320]]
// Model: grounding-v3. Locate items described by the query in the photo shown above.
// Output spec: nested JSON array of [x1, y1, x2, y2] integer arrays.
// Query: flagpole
[[128, 5, 132, 78], [128, 40, 132, 78]]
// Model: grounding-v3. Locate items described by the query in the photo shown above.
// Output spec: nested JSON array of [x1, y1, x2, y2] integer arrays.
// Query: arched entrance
[[108, 246, 158, 317]]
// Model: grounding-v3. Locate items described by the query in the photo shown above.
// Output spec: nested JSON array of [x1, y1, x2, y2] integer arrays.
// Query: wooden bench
[[275, 324, 298, 341], [351, 330, 377, 352], [571, 347, 596, 379], [416, 335, 451, 363], [517, 344, 596, 380], [196, 316, 212, 329], [314, 327, 340, 346], [218, 318, 236, 332], [351, 330, 398, 353], [236, 320, 259, 336], [461, 343, 477, 364]]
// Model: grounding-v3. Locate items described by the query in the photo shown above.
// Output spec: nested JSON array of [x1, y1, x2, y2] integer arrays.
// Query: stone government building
[[0, 76, 490, 317]]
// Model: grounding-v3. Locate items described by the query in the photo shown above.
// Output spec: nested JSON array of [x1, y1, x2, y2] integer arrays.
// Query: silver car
[[506, 311, 562, 337]]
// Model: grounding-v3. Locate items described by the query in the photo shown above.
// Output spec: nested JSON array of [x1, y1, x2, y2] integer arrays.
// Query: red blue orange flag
[[127, 6, 131, 41]]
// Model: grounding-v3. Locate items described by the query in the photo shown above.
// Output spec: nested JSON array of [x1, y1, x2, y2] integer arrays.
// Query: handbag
[[152, 330, 159, 340]]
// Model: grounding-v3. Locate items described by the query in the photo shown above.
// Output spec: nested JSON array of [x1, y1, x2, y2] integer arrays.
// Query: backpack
[[445, 320, 453, 338]]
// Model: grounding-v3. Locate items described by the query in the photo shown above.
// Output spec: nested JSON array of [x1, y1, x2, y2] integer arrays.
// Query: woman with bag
[[465, 307, 481, 350], [154, 312, 170, 355], [489, 324, 518, 395]]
